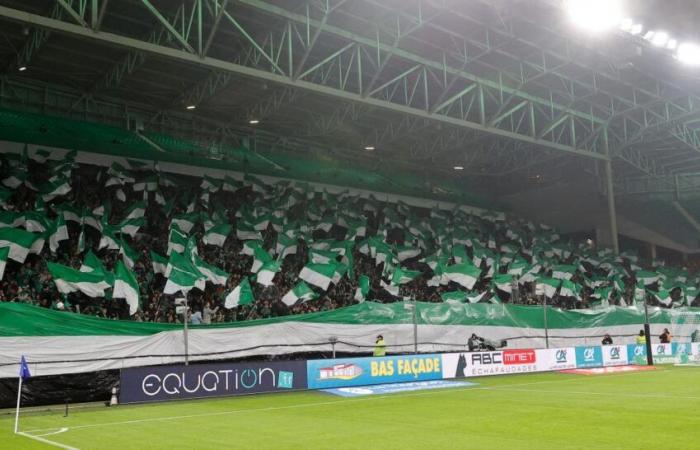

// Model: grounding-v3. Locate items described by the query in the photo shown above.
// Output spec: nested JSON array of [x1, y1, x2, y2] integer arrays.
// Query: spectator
[[202, 301, 219, 325], [659, 328, 671, 343], [601, 334, 613, 345]]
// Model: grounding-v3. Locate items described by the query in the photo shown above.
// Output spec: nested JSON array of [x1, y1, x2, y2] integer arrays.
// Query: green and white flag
[[654, 289, 672, 306], [164, 265, 205, 295], [202, 224, 231, 247], [113, 260, 140, 315], [171, 212, 199, 234], [47, 262, 111, 298], [396, 245, 421, 262], [684, 286, 698, 305], [354, 275, 370, 302], [636, 270, 660, 286], [275, 234, 298, 260], [40, 178, 71, 202], [309, 249, 340, 264], [124, 201, 146, 220], [552, 264, 576, 280], [465, 290, 488, 304], [380, 279, 400, 297], [167, 225, 188, 255], [98, 225, 120, 251], [117, 217, 145, 238], [193, 255, 229, 285], [236, 222, 262, 241], [31, 149, 51, 164], [299, 262, 337, 291], [0, 227, 43, 263], [23, 212, 49, 233], [493, 274, 514, 293], [256, 261, 281, 286], [48, 215, 69, 253], [282, 281, 317, 306], [0, 247, 8, 281], [150, 250, 168, 275], [120, 241, 139, 269], [224, 277, 255, 308], [80, 250, 108, 275], [251, 246, 273, 273], [559, 280, 581, 299], [201, 175, 221, 192], [535, 277, 560, 298], [241, 240, 264, 256], [443, 263, 481, 290], [390, 267, 421, 285]]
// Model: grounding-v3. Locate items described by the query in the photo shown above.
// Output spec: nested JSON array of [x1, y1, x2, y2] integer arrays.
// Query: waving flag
[[113, 260, 140, 315], [225, 277, 255, 308]]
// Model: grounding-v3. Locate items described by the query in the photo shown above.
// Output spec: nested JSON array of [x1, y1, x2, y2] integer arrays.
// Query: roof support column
[[603, 127, 619, 255]]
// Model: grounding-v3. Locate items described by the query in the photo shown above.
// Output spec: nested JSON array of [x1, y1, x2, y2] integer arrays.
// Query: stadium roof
[[2, 0, 700, 201]]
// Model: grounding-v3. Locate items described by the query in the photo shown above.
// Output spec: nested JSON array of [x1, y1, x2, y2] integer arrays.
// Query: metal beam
[[0, 4, 609, 161]]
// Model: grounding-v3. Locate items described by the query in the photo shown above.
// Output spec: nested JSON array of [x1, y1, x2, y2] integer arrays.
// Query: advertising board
[[120, 360, 307, 403], [601, 345, 628, 367], [574, 346, 603, 368], [442, 349, 540, 378], [306, 354, 443, 389], [535, 347, 577, 371]]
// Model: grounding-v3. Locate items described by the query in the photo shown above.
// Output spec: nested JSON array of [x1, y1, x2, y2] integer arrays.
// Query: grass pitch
[[3, 365, 699, 449]]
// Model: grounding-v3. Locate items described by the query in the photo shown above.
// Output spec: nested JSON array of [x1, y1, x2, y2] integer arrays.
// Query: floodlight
[[18, 66, 27, 72], [619, 18, 633, 32], [186, 105, 196, 110], [248, 119, 260, 124], [667, 39, 678, 50], [629, 24, 643, 35], [453, 166, 464, 170], [677, 43, 700, 66], [651, 31, 669, 47], [565, 0, 623, 32], [364, 145, 375, 151]]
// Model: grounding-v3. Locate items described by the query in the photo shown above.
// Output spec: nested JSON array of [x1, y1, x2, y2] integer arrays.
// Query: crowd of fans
[[0, 149, 697, 325]]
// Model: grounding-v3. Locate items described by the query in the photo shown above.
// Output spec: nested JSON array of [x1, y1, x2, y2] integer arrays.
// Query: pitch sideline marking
[[17, 431, 79, 450]]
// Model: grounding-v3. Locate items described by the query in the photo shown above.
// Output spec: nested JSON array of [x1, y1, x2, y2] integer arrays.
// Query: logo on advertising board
[[626, 344, 647, 364], [575, 346, 603, 368], [442, 349, 539, 378], [602, 345, 628, 367], [503, 349, 536, 365], [534, 348, 576, 371], [317, 364, 363, 381], [692, 343, 700, 362], [306, 355, 442, 389], [119, 360, 307, 404]]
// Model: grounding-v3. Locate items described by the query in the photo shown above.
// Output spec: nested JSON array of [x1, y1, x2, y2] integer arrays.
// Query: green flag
[[281, 281, 317, 306], [354, 275, 370, 302], [225, 277, 255, 308], [113, 260, 140, 315], [47, 262, 111, 298]]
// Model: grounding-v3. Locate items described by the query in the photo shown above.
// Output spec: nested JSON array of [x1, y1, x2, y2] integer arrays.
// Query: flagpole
[[14, 375, 22, 434]]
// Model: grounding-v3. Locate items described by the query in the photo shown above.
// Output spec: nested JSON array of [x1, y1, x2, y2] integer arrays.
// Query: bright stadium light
[[364, 145, 375, 151], [651, 31, 669, 47], [18, 66, 27, 72], [565, 0, 623, 32], [629, 23, 643, 35], [619, 18, 633, 32], [248, 119, 260, 125], [186, 105, 196, 110], [677, 43, 700, 66], [667, 39, 678, 51], [453, 166, 464, 170]]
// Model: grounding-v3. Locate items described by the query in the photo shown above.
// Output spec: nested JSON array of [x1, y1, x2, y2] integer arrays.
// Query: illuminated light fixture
[[565, 0, 623, 32], [619, 18, 633, 32], [677, 43, 700, 66], [667, 39, 678, 50], [453, 165, 464, 170], [186, 105, 196, 110], [248, 119, 260, 125], [643, 31, 655, 40], [629, 24, 643, 35], [364, 145, 375, 151], [18, 66, 27, 72], [651, 31, 669, 47]]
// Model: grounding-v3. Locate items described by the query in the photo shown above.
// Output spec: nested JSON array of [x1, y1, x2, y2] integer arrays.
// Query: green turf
[[3, 366, 699, 449]]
